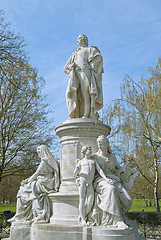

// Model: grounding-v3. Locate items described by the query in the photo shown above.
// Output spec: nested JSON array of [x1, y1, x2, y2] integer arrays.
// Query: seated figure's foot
[[116, 221, 129, 229], [8, 217, 16, 223]]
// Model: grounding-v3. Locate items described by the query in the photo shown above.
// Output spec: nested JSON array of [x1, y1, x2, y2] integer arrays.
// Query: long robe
[[91, 151, 132, 226], [10, 159, 59, 223]]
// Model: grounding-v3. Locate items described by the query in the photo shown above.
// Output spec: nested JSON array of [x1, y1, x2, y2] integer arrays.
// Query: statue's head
[[37, 145, 59, 172], [97, 135, 111, 153], [77, 34, 88, 46], [81, 145, 92, 158], [37, 145, 50, 159]]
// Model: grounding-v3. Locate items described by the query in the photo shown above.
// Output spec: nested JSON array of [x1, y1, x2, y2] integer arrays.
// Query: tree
[[0, 11, 55, 184], [0, 168, 35, 203], [103, 59, 161, 211]]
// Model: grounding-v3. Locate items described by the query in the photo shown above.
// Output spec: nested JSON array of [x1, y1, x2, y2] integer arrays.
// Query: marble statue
[[9, 35, 142, 240], [9, 145, 59, 224], [64, 34, 103, 119], [91, 135, 135, 229], [74, 145, 114, 227]]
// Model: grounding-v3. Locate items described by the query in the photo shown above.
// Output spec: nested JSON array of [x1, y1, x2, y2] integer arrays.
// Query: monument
[[8, 34, 143, 240]]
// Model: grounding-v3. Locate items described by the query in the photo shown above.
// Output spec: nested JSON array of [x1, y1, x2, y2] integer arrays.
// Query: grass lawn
[[129, 199, 161, 212], [0, 204, 16, 213], [0, 199, 161, 221], [0, 204, 16, 223]]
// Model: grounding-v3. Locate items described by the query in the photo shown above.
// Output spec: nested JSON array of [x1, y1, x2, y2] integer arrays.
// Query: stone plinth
[[49, 118, 110, 225], [30, 224, 139, 240], [10, 222, 30, 240], [49, 192, 79, 225], [55, 118, 111, 193]]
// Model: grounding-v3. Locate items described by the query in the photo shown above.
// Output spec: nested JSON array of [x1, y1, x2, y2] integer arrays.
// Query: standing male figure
[[64, 34, 103, 119], [74, 145, 114, 226]]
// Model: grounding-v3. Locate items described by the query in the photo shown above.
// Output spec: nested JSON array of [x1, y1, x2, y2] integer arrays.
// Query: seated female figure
[[9, 145, 59, 223], [92, 136, 132, 229]]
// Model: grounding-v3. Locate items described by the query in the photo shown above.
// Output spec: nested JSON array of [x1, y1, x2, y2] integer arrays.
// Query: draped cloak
[[91, 151, 132, 226], [10, 158, 59, 223]]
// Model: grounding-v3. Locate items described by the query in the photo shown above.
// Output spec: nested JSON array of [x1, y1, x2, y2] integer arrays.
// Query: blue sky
[[1, 0, 161, 127]]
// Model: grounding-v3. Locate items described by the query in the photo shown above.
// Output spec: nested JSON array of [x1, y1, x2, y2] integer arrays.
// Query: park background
[[0, 0, 161, 217]]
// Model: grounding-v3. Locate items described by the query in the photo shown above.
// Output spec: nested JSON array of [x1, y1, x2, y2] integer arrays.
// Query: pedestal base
[[31, 224, 139, 240], [9, 222, 30, 240], [49, 192, 79, 225]]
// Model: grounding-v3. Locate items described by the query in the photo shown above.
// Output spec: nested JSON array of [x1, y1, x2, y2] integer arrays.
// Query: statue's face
[[77, 36, 88, 47], [77, 37, 84, 46], [86, 147, 92, 158], [98, 140, 108, 152]]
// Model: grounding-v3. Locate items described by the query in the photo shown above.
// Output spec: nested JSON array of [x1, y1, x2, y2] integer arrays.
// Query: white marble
[[55, 118, 110, 193], [49, 192, 79, 225], [90, 135, 133, 229], [74, 145, 114, 227], [9, 222, 30, 240], [30, 224, 140, 240], [8, 35, 141, 240], [64, 34, 103, 119], [9, 145, 59, 240], [49, 119, 110, 226]]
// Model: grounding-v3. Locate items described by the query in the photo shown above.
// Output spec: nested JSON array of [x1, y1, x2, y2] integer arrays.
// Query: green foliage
[[130, 199, 161, 212], [102, 58, 161, 211], [0, 205, 16, 213], [1, 200, 161, 215]]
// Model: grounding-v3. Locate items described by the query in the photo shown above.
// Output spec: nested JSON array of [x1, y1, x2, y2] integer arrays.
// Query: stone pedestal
[[49, 118, 110, 225], [55, 118, 110, 193], [30, 224, 139, 240], [9, 222, 30, 240], [8, 116, 143, 240], [49, 192, 79, 225]]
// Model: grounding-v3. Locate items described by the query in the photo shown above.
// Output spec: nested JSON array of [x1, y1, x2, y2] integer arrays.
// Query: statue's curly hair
[[81, 145, 91, 156]]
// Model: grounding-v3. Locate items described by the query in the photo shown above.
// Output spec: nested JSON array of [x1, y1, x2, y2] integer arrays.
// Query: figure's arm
[[74, 161, 81, 179], [27, 161, 45, 183], [95, 162, 116, 185], [64, 54, 76, 74]]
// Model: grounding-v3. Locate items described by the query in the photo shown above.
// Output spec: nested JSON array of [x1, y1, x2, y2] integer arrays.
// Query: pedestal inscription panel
[[61, 141, 78, 180]]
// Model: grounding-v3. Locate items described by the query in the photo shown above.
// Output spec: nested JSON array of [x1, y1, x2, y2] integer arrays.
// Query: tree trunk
[[154, 152, 160, 212]]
